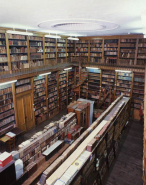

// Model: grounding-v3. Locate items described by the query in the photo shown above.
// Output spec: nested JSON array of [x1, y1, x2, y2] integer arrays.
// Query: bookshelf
[[88, 68, 101, 106], [101, 70, 115, 107], [0, 33, 8, 71], [15, 78, 31, 94], [57, 38, 67, 62], [90, 39, 103, 63], [137, 38, 146, 65], [67, 40, 75, 57], [80, 67, 88, 99], [45, 37, 56, 65], [68, 68, 75, 103], [0, 84, 15, 136], [104, 39, 118, 65], [119, 38, 136, 66], [33, 76, 47, 123], [116, 71, 132, 98], [76, 40, 88, 58], [132, 72, 144, 110], [7, 33, 28, 70], [48, 71, 58, 118], [59, 70, 67, 110], [29, 36, 44, 68]]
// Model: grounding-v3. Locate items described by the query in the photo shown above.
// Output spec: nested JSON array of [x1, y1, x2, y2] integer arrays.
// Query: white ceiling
[[0, 0, 146, 37]]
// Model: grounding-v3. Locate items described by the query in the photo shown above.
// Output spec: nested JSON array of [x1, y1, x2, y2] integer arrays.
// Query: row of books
[[11, 55, 28, 61], [35, 106, 47, 116], [120, 53, 135, 58], [0, 86, 12, 95], [45, 48, 56, 52], [9, 41, 27, 46], [0, 102, 14, 113], [16, 84, 31, 93], [29, 36, 43, 41], [105, 51, 118, 55], [8, 34, 25, 40], [29, 42, 43, 47], [121, 39, 136, 43], [0, 115, 15, 127], [45, 43, 55, 47], [0, 108, 14, 120], [34, 101, 46, 110], [0, 56, 7, 62], [0, 47, 6, 53], [45, 53, 55, 58], [0, 97, 13, 106], [10, 47, 27, 53]]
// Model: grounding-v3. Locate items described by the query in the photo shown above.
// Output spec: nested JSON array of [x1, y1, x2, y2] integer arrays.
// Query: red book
[[0, 152, 12, 167]]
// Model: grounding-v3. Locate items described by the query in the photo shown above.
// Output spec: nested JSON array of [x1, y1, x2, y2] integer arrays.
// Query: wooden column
[[117, 37, 120, 64], [74, 67, 77, 85], [86, 68, 89, 99], [45, 75, 49, 117], [114, 71, 117, 100], [75, 41, 76, 57], [130, 72, 134, 102], [88, 40, 90, 62], [5, 33, 11, 70], [12, 83, 18, 127], [30, 77, 35, 125], [56, 38, 57, 63], [66, 38, 67, 63], [57, 71, 60, 111], [43, 36, 46, 65], [143, 65, 146, 183], [134, 38, 138, 65], [102, 38, 105, 64], [27, 36, 30, 66], [99, 69, 102, 107], [67, 69, 69, 105]]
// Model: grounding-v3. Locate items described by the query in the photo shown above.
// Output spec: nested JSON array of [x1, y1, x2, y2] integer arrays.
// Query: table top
[[0, 135, 10, 143], [11, 127, 24, 136]]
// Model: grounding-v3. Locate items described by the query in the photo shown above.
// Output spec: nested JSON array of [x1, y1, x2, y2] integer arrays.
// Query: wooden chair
[[7, 137, 15, 151]]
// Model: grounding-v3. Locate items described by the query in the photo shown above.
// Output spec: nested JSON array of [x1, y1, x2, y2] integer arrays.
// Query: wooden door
[[24, 94, 34, 131], [16, 92, 34, 131], [16, 97, 26, 131]]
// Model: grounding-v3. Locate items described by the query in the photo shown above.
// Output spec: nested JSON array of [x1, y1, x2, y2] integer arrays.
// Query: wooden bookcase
[[33, 76, 47, 124], [59, 70, 67, 111], [47, 71, 58, 118], [67, 40, 75, 57], [0, 84, 15, 136], [76, 40, 88, 59], [88, 68, 101, 107], [104, 39, 118, 65], [119, 38, 136, 66], [90, 39, 103, 63], [57, 38, 67, 63], [0, 33, 8, 71], [116, 71, 132, 98], [7, 33, 28, 70], [137, 38, 146, 65], [29, 36, 44, 68], [45, 37, 56, 65]]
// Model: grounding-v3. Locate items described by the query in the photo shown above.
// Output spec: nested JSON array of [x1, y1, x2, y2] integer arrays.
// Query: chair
[[7, 137, 15, 151]]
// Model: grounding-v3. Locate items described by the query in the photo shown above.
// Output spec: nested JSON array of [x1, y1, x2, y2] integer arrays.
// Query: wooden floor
[[105, 119, 143, 185]]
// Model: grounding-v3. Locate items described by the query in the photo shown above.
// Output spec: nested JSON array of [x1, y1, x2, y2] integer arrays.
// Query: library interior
[[0, 0, 145, 185]]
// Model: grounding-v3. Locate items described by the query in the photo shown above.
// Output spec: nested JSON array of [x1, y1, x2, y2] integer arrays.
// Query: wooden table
[[0, 135, 10, 143]]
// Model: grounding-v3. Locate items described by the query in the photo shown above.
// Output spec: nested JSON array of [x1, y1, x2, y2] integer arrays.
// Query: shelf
[[34, 99, 46, 105]]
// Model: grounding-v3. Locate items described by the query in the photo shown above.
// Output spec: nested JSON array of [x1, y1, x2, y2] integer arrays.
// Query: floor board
[[105, 119, 143, 185]]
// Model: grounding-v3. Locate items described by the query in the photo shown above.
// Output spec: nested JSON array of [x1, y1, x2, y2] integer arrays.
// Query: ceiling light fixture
[[64, 67, 72, 70], [0, 80, 17, 86], [45, 35, 61, 39], [39, 72, 51, 76], [86, 67, 99, 69], [67, 37, 79, 41], [115, 70, 131, 73], [7, 30, 33, 35]]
